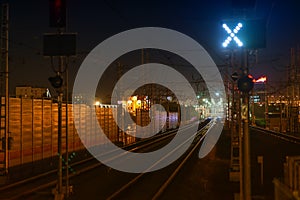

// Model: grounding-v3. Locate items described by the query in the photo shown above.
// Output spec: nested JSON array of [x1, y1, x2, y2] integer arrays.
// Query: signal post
[[44, 0, 76, 199], [221, 17, 265, 200]]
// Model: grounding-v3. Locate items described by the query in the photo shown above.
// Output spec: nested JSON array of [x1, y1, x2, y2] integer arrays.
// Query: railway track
[[106, 120, 215, 200], [0, 119, 211, 200], [250, 126, 300, 144]]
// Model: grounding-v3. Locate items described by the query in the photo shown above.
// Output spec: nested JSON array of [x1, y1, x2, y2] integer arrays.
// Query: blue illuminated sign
[[222, 23, 243, 47], [221, 19, 266, 49]]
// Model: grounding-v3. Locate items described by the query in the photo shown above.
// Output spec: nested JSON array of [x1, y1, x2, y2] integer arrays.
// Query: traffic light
[[48, 75, 63, 88], [237, 75, 254, 93], [49, 0, 66, 28]]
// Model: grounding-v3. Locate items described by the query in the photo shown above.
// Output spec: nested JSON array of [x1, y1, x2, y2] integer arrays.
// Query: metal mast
[[0, 3, 9, 176]]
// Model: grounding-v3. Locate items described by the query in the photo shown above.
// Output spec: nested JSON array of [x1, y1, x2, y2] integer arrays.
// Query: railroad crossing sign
[[221, 19, 266, 49], [222, 23, 243, 47]]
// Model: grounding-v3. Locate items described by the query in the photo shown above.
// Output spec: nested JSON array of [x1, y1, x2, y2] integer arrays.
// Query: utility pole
[[57, 76, 63, 199], [264, 80, 268, 130], [239, 89, 243, 200], [251, 90, 255, 126], [65, 61, 70, 198], [242, 91, 251, 200], [117, 62, 125, 145], [222, 16, 265, 200], [236, 50, 254, 200], [0, 3, 9, 176], [45, 1, 75, 199], [241, 49, 252, 200]]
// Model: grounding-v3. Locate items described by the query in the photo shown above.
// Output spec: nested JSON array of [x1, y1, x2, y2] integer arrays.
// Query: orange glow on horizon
[[255, 76, 267, 83]]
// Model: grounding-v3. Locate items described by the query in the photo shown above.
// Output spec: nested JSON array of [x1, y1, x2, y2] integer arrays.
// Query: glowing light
[[254, 76, 267, 83], [222, 22, 243, 48], [132, 96, 137, 101], [95, 101, 101, 106], [246, 74, 255, 83]]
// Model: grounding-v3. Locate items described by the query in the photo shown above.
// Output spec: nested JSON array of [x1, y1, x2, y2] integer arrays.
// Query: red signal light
[[49, 0, 66, 28]]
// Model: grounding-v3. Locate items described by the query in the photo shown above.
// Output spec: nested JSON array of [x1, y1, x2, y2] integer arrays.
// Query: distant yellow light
[[95, 101, 101, 106], [127, 100, 132, 104], [137, 100, 141, 105], [132, 96, 137, 101]]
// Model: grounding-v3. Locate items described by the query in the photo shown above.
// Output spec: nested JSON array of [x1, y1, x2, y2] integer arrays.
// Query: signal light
[[237, 75, 254, 93], [49, 0, 66, 28], [221, 19, 266, 49], [48, 75, 63, 88], [222, 22, 243, 48]]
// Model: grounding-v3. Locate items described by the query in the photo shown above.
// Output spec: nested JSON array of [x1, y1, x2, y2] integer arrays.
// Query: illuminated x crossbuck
[[222, 23, 243, 47]]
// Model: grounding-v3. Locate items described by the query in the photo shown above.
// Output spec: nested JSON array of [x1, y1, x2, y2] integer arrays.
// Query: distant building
[[16, 86, 51, 98]]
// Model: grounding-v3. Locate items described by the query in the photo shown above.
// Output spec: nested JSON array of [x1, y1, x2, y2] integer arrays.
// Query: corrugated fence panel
[[89, 106, 96, 147], [61, 104, 66, 152], [7, 98, 155, 168], [21, 98, 33, 164], [33, 99, 43, 161], [85, 106, 91, 147], [72, 104, 85, 151], [43, 100, 52, 158], [95, 107, 104, 146], [78, 104, 86, 150], [67, 104, 75, 152], [9, 98, 21, 166], [72, 104, 80, 151], [52, 103, 58, 155]]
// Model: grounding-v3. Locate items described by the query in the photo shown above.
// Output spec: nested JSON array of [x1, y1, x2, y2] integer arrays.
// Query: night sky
[[3, 0, 300, 98]]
